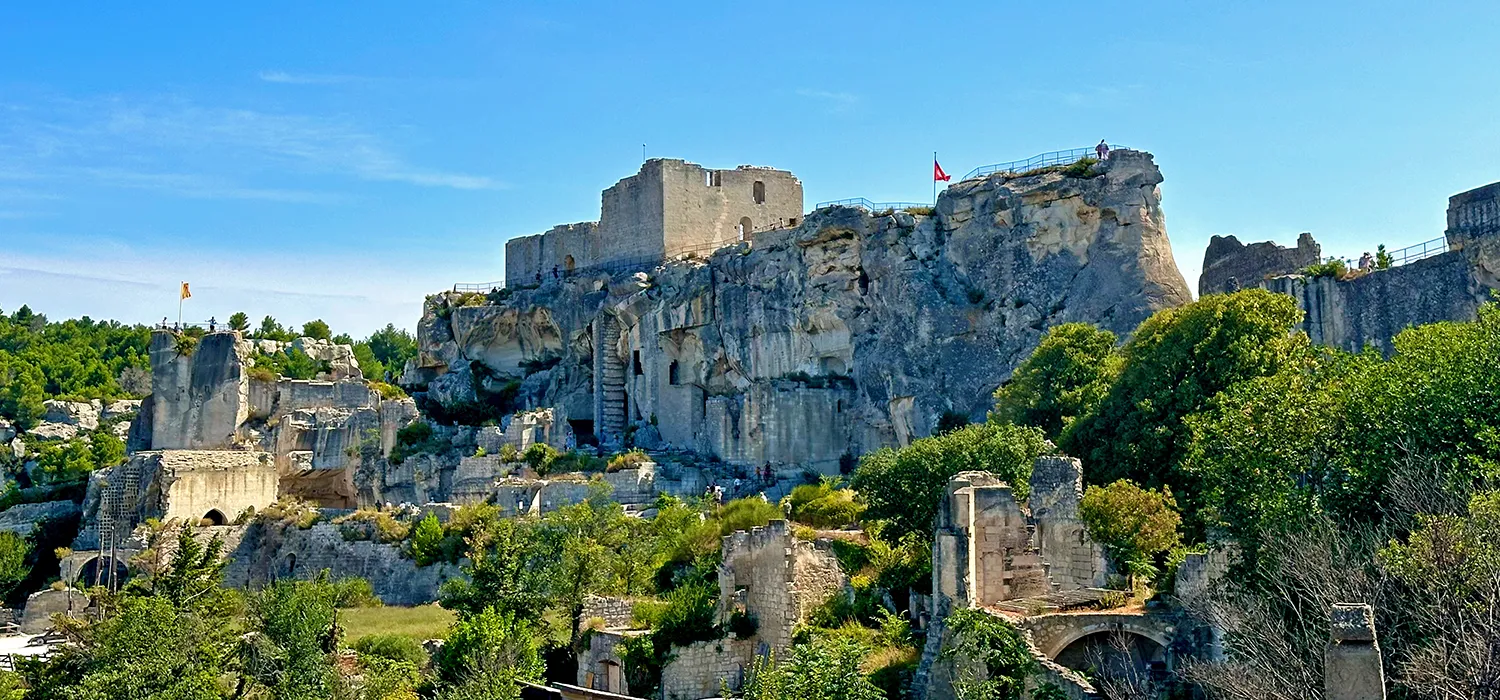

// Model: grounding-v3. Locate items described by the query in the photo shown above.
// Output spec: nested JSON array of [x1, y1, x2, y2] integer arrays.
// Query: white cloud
[[796, 89, 860, 110], [75, 168, 338, 202], [257, 71, 368, 85]]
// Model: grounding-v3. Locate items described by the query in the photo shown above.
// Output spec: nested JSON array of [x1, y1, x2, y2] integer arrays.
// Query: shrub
[[717, 497, 782, 535], [353, 633, 428, 667], [330, 577, 383, 608], [630, 599, 670, 628], [369, 381, 406, 400], [783, 483, 864, 529], [1062, 156, 1100, 178], [1302, 258, 1349, 279], [389, 421, 443, 465], [1078, 479, 1182, 586], [607, 448, 652, 473], [408, 513, 445, 567], [904, 206, 935, 216], [727, 610, 758, 639], [172, 334, 198, 357], [522, 443, 560, 475]]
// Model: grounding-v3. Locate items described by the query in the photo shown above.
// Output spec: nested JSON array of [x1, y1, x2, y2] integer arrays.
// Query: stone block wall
[[580, 595, 638, 629], [717, 519, 847, 653], [1028, 457, 1108, 590], [222, 521, 459, 605], [659, 638, 754, 700]]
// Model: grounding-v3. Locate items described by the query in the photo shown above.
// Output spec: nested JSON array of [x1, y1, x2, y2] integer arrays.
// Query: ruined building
[[505, 159, 804, 286], [415, 152, 1193, 472], [1199, 181, 1500, 354]]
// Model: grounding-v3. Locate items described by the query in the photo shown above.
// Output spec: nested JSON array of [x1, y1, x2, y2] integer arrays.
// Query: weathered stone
[[101, 399, 142, 421], [26, 422, 78, 441], [1326, 603, 1386, 700], [220, 521, 460, 606], [0, 419, 13, 444], [43, 399, 101, 431], [19, 589, 88, 634], [1199, 232, 1320, 296], [0, 500, 81, 536], [416, 151, 1191, 473]]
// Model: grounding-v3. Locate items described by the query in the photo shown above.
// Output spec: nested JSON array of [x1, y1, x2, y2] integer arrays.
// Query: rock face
[[1204, 180, 1500, 354], [413, 151, 1192, 471], [1199, 232, 1320, 296]]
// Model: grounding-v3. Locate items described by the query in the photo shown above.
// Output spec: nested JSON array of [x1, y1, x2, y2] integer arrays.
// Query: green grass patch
[[340, 604, 456, 643]]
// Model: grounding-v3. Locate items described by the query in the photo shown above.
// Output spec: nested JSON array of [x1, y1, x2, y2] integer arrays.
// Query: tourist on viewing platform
[[1359, 252, 1374, 271], [1096, 139, 1110, 160], [208, 316, 216, 332]]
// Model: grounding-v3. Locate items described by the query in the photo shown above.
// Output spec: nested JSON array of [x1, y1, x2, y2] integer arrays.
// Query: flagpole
[[933, 152, 937, 205]]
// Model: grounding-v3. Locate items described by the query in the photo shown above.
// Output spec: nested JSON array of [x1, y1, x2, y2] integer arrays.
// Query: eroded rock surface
[[412, 151, 1192, 471]]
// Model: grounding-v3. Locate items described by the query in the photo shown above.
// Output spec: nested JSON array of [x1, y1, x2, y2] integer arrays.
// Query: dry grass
[[340, 603, 456, 642]]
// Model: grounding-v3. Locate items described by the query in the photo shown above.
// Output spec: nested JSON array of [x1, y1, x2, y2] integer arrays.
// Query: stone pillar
[[1325, 603, 1385, 700]]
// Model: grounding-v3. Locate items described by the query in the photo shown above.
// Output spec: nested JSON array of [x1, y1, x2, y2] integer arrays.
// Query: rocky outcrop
[[412, 150, 1192, 471], [1201, 180, 1500, 355], [1199, 232, 1320, 296]]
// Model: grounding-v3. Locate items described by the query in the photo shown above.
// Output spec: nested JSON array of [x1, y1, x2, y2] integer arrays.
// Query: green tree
[[432, 606, 542, 697], [1062, 289, 1305, 535], [0, 533, 31, 602], [439, 517, 561, 621], [1078, 480, 1182, 584], [990, 322, 1118, 441], [366, 324, 418, 373], [852, 423, 1048, 541], [1376, 244, 1393, 269], [240, 576, 343, 700], [941, 608, 1038, 700], [227, 312, 250, 332], [21, 595, 232, 700], [739, 636, 885, 700], [408, 513, 446, 567], [301, 319, 332, 341]]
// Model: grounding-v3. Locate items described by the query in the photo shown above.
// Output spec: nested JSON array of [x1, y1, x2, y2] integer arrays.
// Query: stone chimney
[[1325, 603, 1385, 700]]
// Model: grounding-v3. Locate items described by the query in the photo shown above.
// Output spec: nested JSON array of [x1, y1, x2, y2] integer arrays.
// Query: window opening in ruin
[[752, 180, 765, 204], [201, 509, 226, 526], [633, 350, 643, 376], [789, 216, 799, 227], [564, 255, 575, 272], [284, 554, 297, 577], [836, 399, 843, 413], [669, 360, 681, 385], [705, 172, 713, 187], [739, 216, 752, 241], [713, 171, 722, 187]]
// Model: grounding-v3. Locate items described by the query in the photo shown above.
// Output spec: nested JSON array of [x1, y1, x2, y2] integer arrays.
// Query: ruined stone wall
[[427, 151, 1192, 469], [222, 521, 460, 605], [506, 222, 601, 287], [658, 162, 803, 254], [659, 638, 754, 700], [1028, 457, 1108, 590], [1262, 251, 1482, 354], [1198, 232, 1320, 296], [153, 450, 279, 524]]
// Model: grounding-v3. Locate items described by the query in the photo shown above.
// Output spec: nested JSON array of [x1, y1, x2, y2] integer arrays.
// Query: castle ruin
[[505, 160, 804, 286]]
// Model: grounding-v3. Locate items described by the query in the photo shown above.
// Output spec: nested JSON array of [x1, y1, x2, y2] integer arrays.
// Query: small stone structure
[[505, 159, 804, 286], [576, 520, 847, 700], [19, 589, 88, 634], [1325, 603, 1385, 700]]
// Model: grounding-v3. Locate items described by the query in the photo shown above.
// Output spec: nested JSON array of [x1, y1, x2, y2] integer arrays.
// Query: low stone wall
[[659, 638, 754, 700], [222, 521, 459, 605], [580, 595, 638, 629], [19, 589, 89, 634]]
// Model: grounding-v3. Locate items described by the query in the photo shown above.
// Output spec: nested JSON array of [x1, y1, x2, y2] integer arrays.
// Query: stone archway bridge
[[1015, 610, 1179, 660]]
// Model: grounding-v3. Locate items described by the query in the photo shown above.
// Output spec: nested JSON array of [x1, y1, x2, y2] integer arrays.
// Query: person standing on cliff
[[1095, 140, 1110, 161], [1359, 252, 1374, 271]]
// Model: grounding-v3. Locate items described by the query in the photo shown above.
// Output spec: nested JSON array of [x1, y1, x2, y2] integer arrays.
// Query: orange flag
[[180, 282, 191, 300]]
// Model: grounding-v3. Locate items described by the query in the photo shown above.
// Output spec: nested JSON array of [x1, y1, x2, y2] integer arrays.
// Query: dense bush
[[784, 482, 865, 529], [852, 423, 1048, 542], [0, 306, 151, 429], [1078, 479, 1182, 585], [352, 633, 428, 667], [607, 448, 651, 473]]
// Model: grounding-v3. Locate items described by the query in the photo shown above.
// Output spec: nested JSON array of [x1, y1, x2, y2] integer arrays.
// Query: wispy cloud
[[76, 168, 339, 203], [796, 89, 860, 112], [0, 95, 505, 201], [257, 70, 369, 85]]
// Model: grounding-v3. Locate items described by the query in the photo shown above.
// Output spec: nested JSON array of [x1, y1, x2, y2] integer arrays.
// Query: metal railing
[[453, 281, 505, 293], [961, 145, 1128, 181], [1389, 236, 1448, 266], [813, 197, 931, 212]]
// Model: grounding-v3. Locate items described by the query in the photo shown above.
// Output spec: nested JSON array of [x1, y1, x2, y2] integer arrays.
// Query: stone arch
[[201, 509, 227, 526], [1034, 615, 1175, 660], [1053, 629, 1167, 677], [739, 216, 752, 241], [284, 553, 298, 577], [77, 555, 129, 588]]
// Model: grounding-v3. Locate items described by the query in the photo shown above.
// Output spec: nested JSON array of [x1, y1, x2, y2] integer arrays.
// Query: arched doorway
[[1053, 630, 1167, 683], [284, 553, 298, 577], [564, 254, 576, 272], [201, 509, 227, 526], [77, 555, 130, 588], [739, 216, 753, 241]]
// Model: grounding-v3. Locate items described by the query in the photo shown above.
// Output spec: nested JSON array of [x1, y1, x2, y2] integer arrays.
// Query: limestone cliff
[[411, 150, 1192, 471]]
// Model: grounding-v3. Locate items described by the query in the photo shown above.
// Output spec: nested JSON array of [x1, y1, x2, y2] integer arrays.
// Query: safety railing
[[812, 198, 931, 212], [453, 281, 505, 293], [457, 239, 757, 292], [961, 145, 1128, 181], [1389, 237, 1448, 266]]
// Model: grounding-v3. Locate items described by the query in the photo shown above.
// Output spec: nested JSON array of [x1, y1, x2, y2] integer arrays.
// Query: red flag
[[934, 159, 951, 182]]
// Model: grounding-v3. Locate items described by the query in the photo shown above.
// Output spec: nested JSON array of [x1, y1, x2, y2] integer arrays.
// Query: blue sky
[[2, 1, 1497, 336]]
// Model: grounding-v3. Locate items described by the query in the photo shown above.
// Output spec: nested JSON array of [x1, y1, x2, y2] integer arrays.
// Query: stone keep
[[422, 151, 1192, 472], [505, 159, 804, 286]]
